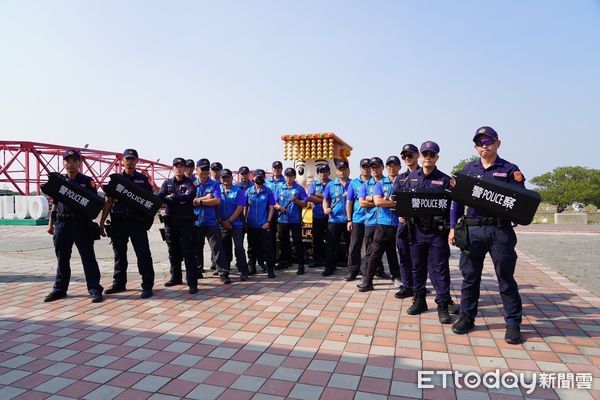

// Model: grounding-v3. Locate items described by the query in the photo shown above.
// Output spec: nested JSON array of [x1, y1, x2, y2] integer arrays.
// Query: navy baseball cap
[[359, 158, 370, 167], [172, 157, 186, 166], [336, 161, 349, 169], [196, 158, 210, 168], [272, 161, 283, 169], [239, 166, 250, 174], [123, 148, 138, 159], [284, 167, 296, 176], [185, 159, 195, 168], [221, 168, 232, 177], [253, 168, 266, 177], [211, 162, 223, 171], [386, 155, 401, 166], [369, 157, 384, 167], [420, 141, 440, 154], [62, 149, 81, 160], [317, 164, 330, 173], [473, 126, 499, 142], [401, 144, 419, 155]]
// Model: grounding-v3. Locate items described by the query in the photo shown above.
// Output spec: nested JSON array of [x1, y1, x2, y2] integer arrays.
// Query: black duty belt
[[57, 214, 86, 221], [110, 214, 146, 223], [465, 217, 510, 227], [162, 215, 195, 223]]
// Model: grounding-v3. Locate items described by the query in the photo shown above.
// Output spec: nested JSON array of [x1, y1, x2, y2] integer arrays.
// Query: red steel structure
[[0, 141, 173, 195]]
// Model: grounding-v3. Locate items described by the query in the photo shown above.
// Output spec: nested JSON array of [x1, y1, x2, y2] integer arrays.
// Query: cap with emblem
[[253, 168, 266, 177], [369, 157, 384, 167], [185, 159, 195, 168], [359, 158, 370, 167], [401, 144, 419, 155], [63, 149, 81, 160], [221, 168, 232, 177], [317, 164, 330, 173], [272, 161, 283, 169], [211, 162, 223, 171], [386, 155, 401, 166], [123, 148, 139, 159], [473, 126, 499, 142], [336, 161, 349, 169], [172, 157, 186, 166], [420, 141, 440, 154], [196, 158, 210, 168], [239, 166, 250, 174], [284, 167, 296, 176]]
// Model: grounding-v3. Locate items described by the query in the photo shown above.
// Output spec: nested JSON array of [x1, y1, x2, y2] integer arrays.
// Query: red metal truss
[[0, 141, 173, 195]]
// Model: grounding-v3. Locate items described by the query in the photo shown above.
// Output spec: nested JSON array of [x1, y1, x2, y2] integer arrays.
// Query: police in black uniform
[[44, 149, 103, 303], [158, 158, 198, 293], [99, 149, 155, 299]]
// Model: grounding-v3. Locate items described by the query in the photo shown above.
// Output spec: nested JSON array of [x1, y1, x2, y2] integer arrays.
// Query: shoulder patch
[[514, 171, 524, 182]]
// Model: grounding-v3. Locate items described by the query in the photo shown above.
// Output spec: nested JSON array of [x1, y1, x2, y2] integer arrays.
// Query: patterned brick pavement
[[0, 226, 599, 399]]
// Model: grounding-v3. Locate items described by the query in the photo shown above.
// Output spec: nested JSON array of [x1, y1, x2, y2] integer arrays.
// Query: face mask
[[254, 176, 265, 185]]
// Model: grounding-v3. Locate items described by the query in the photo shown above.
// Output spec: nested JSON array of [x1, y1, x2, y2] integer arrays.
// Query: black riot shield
[[449, 171, 541, 225], [393, 188, 451, 217], [102, 173, 162, 220], [41, 172, 105, 220]]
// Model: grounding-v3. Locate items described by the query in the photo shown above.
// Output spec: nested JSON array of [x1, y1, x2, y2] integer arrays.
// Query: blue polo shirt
[[246, 185, 276, 228], [373, 176, 398, 227], [308, 178, 331, 219], [194, 177, 221, 227], [219, 184, 247, 229], [275, 183, 308, 224], [323, 178, 350, 223], [347, 177, 367, 224], [358, 177, 382, 227], [265, 175, 285, 193], [235, 181, 254, 192]]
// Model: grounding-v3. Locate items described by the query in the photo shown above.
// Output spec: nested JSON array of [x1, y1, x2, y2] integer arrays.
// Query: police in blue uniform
[[450, 126, 525, 344], [219, 168, 250, 281], [246, 169, 277, 278], [44, 150, 103, 303], [345, 158, 371, 281], [308, 164, 331, 268], [266, 161, 285, 262], [393, 144, 421, 298], [357, 156, 401, 292], [100, 149, 155, 299], [158, 158, 198, 293], [193, 158, 231, 284], [322, 161, 351, 276], [401, 142, 458, 323], [275, 167, 309, 275]]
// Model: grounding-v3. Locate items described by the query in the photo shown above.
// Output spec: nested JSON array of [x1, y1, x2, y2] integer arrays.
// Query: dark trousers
[[365, 225, 400, 282], [110, 219, 154, 290], [459, 225, 522, 327], [53, 220, 103, 294], [364, 225, 396, 276], [312, 217, 328, 263], [221, 228, 249, 274], [193, 225, 229, 276], [270, 216, 279, 261], [411, 226, 451, 303], [347, 222, 365, 275], [278, 222, 304, 266], [166, 220, 198, 287], [397, 223, 413, 288], [247, 227, 275, 272], [324, 222, 350, 272]]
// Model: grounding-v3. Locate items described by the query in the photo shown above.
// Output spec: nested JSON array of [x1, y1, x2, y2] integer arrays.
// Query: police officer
[[210, 161, 223, 182], [100, 149, 155, 299], [308, 164, 331, 268], [322, 161, 351, 276], [357, 156, 401, 292], [246, 169, 277, 278], [265, 161, 285, 265], [185, 159, 196, 179], [44, 149, 103, 303], [158, 158, 198, 293], [275, 167, 309, 274], [401, 142, 458, 323], [393, 144, 421, 298], [219, 168, 250, 281], [193, 158, 231, 284], [450, 127, 525, 344], [345, 158, 371, 281]]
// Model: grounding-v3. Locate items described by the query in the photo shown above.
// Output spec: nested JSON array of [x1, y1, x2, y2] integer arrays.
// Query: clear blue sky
[[1, 1, 599, 182]]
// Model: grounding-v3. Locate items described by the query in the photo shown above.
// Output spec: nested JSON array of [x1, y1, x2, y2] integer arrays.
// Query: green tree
[[451, 155, 479, 175], [530, 166, 600, 213]]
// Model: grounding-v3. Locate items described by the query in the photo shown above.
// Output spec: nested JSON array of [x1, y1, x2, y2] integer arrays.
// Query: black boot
[[296, 265, 305, 275], [452, 314, 475, 335], [394, 286, 414, 299], [248, 265, 257, 275], [267, 266, 276, 279], [504, 326, 522, 344], [407, 294, 428, 315], [437, 301, 452, 324]]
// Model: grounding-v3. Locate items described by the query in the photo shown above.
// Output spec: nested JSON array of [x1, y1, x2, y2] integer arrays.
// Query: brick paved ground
[[0, 226, 598, 399]]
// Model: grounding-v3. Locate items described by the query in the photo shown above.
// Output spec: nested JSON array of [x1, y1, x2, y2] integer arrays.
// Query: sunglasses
[[421, 151, 437, 158], [401, 153, 415, 160], [475, 138, 496, 147]]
